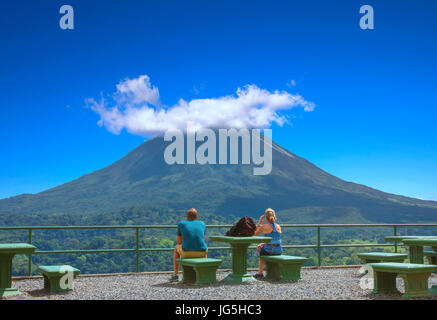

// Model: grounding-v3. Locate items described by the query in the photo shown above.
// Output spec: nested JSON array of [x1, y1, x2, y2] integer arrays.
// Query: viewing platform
[[2, 223, 437, 300], [4, 266, 437, 300]]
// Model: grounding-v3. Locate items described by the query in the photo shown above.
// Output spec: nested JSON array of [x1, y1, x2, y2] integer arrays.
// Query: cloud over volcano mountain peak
[[86, 75, 315, 137]]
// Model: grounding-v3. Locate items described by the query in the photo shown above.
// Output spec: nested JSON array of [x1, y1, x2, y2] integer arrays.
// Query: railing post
[[28, 228, 32, 276], [393, 225, 398, 253], [317, 226, 321, 267], [136, 227, 140, 273]]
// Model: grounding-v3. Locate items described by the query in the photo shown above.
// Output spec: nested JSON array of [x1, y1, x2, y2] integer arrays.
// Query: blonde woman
[[253, 208, 282, 278]]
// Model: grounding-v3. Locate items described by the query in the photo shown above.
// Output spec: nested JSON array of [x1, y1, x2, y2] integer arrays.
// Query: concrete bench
[[424, 250, 437, 264], [357, 252, 408, 264], [38, 265, 80, 293], [177, 258, 222, 285], [367, 262, 437, 299], [260, 255, 308, 281]]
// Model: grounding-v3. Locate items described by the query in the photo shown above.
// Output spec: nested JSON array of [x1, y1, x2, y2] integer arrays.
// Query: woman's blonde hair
[[265, 208, 276, 224]]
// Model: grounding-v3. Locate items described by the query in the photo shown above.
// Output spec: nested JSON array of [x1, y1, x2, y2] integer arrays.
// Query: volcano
[[1, 134, 437, 223]]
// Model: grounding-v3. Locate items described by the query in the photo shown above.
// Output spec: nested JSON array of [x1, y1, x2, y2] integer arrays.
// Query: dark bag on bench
[[226, 216, 257, 237]]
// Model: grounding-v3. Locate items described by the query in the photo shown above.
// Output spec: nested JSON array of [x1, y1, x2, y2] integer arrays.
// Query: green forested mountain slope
[[1, 135, 437, 224]]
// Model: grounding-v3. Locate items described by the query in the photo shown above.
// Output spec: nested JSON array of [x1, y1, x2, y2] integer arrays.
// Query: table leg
[[409, 245, 424, 264], [224, 243, 255, 283], [0, 253, 21, 297], [430, 246, 437, 295]]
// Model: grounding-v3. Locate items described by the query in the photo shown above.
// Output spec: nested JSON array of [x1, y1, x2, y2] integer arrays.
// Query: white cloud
[[87, 75, 315, 137], [286, 80, 297, 87], [114, 75, 160, 106]]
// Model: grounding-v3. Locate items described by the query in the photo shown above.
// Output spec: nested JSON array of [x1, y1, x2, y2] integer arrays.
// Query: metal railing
[[1, 223, 437, 276]]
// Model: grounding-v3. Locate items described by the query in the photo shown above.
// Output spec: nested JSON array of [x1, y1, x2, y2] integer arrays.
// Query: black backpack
[[226, 216, 257, 237]]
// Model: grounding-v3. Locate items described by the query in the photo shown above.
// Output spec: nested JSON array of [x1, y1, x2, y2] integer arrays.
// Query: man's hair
[[187, 208, 198, 221]]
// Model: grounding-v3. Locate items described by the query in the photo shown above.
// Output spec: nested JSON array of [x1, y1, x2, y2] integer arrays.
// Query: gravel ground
[[4, 267, 437, 300]]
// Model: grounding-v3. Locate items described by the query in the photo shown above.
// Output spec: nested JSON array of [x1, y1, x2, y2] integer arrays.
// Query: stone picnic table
[[209, 236, 271, 283], [402, 238, 437, 295], [383, 236, 425, 244], [384, 235, 437, 244], [384, 236, 437, 263], [0, 243, 36, 297], [402, 238, 437, 264]]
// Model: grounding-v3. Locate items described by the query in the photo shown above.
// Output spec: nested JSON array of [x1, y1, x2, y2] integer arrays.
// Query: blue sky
[[1, 0, 436, 200]]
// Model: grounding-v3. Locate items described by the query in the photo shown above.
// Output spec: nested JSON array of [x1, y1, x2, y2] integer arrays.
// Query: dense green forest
[[1, 206, 436, 276]]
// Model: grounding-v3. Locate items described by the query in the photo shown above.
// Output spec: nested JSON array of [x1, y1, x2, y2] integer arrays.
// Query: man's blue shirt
[[177, 220, 207, 251]]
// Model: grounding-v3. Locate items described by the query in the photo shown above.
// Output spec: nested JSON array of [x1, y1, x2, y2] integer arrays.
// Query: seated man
[[170, 208, 207, 282]]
